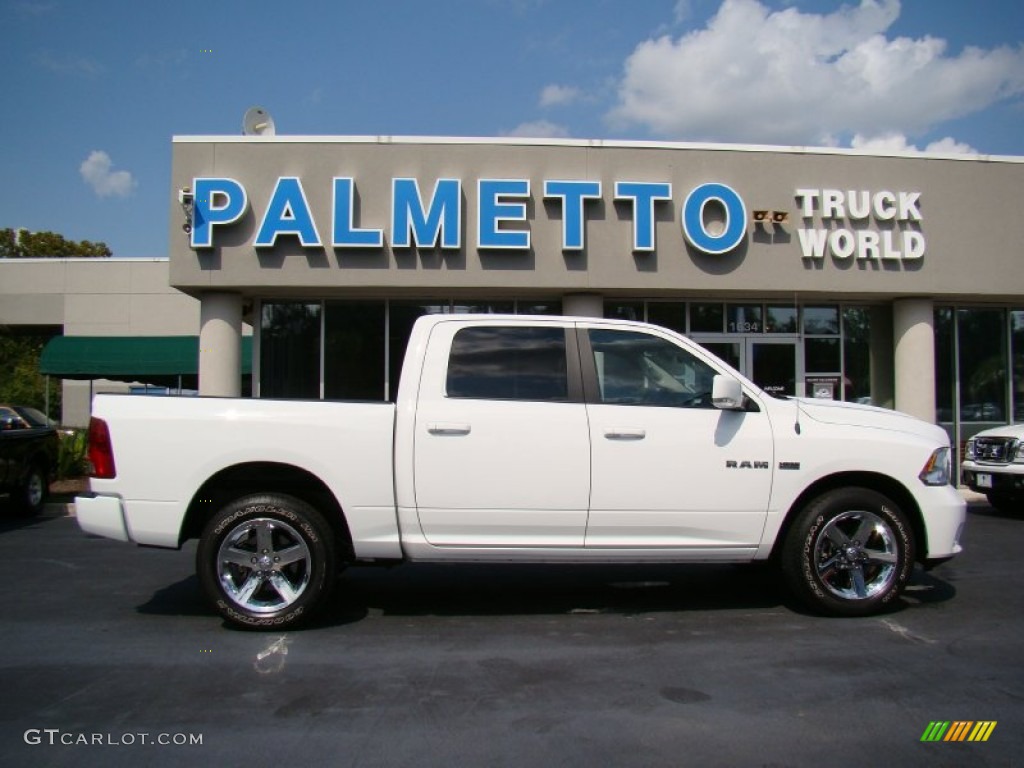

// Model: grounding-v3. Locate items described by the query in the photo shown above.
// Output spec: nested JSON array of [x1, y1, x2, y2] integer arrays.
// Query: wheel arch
[[770, 471, 925, 563], [180, 462, 353, 560]]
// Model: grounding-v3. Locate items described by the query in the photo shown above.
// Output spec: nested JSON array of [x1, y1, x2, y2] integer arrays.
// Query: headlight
[[1014, 440, 1024, 464], [964, 439, 976, 461], [920, 447, 951, 486]]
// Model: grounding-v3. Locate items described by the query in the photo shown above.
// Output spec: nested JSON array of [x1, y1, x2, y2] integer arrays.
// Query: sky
[[1, 0, 1022, 257]]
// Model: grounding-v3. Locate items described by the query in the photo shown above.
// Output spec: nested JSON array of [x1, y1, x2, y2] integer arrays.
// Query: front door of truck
[[582, 327, 774, 551], [413, 322, 590, 547]]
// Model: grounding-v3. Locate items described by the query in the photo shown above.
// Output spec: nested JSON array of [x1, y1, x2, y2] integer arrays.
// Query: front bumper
[[961, 462, 1024, 497], [75, 494, 130, 542], [918, 485, 966, 560]]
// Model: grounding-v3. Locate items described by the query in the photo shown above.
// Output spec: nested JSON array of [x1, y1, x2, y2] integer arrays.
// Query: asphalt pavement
[[0, 491, 1020, 768]]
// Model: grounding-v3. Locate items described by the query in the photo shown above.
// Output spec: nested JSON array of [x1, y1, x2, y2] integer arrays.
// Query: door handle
[[604, 428, 646, 440], [427, 423, 472, 436]]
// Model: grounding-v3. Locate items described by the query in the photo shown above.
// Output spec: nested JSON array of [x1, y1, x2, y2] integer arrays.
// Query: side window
[[589, 329, 717, 408], [447, 326, 568, 402]]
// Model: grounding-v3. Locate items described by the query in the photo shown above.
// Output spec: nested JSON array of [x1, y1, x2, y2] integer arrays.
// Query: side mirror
[[711, 375, 745, 410]]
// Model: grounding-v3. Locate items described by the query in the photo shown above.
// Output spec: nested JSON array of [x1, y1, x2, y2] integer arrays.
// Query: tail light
[[87, 417, 117, 479]]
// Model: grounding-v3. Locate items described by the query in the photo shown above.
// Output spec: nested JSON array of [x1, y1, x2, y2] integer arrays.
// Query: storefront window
[[803, 306, 840, 335], [805, 338, 840, 374], [765, 306, 797, 334], [517, 300, 562, 315], [646, 302, 686, 334], [452, 301, 515, 314], [958, 308, 1006, 423], [260, 302, 321, 399], [726, 304, 762, 334], [934, 308, 955, 424], [689, 303, 723, 333], [842, 308, 871, 403], [605, 301, 644, 322], [388, 301, 448, 399], [324, 301, 385, 400]]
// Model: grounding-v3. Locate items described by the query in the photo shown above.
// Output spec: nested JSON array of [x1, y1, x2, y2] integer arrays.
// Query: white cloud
[[36, 50, 103, 77], [503, 120, 571, 138], [673, 1, 693, 25], [539, 84, 580, 107], [851, 132, 978, 155], [80, 151, 136, 198], [607, 0, 1024, 147]]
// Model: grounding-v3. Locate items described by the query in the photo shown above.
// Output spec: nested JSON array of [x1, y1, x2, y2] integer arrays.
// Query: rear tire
[[781, 487, 914, 617], [197, 493, 336, 629]]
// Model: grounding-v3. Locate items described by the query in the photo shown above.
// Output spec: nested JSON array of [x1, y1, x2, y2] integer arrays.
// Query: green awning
[[40, 336, 253, 379]]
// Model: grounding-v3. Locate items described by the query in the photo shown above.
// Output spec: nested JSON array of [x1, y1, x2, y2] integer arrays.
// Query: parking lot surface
[[1, 495, 1021, 767]]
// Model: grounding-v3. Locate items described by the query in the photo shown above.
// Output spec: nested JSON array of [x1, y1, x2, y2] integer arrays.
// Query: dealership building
[[3, 134, 1023, 472]]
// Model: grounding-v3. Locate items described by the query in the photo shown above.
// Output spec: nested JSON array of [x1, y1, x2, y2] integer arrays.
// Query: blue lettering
[[332, 177, 384, 248], [544, 180, 601, 251], [190, 178, 247, 248], [255, 177, 321, 248], [681, 182, 747, 255], [391, 178, 461, 249], [614, 182, 672, 251], [478, 179, 530, 249]]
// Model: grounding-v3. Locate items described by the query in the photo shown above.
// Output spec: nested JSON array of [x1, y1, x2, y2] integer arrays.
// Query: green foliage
[[56, 429, 89, 480], [0, 332, 60, 416], [0, 228, 111, 258]]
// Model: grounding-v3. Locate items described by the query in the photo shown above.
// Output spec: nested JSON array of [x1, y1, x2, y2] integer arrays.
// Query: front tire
[[197, 494, 336, 629], [782, 487, 914, 617]]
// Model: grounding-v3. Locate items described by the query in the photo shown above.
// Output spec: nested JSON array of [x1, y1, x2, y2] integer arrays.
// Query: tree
[[0, 228, 111, 258], [0, 332, 58, 415]]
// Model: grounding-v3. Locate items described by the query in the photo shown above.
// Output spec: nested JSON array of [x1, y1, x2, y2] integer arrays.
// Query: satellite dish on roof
[[242, 107, 276, 136]]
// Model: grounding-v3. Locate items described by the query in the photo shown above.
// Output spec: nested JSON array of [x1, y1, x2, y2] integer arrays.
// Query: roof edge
[[170, 134, 1024, 164]]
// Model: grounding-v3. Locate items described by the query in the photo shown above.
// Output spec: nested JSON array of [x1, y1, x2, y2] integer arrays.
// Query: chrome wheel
[[812, 509, 898, 601], [24, 469, 45, 510], [216, 518, 312, 614]]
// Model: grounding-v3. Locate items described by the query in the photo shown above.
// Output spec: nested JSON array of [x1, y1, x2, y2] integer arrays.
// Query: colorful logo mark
[[921, 721, 997, 742]]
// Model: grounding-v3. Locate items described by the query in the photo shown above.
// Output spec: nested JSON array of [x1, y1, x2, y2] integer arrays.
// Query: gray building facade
[[168, 135, 1023, 465]]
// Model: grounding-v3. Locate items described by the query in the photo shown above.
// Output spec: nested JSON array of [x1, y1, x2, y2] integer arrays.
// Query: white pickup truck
[[961, 424, 1024, 513], [77, 314, 965, 628]]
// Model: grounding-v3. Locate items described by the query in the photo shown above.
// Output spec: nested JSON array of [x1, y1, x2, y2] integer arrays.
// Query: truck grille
[[973, 437, 1018, 464]]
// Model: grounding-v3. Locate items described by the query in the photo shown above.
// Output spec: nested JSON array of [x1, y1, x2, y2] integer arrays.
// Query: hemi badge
[[779, 461, 801, 470]]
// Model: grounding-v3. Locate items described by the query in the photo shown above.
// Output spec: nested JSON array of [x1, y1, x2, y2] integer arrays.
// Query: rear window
[[446, 326, 568, 401]]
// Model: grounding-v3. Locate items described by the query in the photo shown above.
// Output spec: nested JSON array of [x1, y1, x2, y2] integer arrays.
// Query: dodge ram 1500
[[76, 315, 965, 628]]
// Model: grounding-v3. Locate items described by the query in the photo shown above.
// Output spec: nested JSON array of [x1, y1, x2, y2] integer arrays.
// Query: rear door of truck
[[411, 318, 591, 547]]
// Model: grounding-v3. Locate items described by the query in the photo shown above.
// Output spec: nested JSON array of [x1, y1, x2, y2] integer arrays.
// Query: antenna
[[242, 107, 276, 136]]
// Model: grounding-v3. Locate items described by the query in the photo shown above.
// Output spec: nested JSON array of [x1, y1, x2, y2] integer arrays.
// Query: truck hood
[[788, 397, 948, 443], [970, 423, 1024, 440]]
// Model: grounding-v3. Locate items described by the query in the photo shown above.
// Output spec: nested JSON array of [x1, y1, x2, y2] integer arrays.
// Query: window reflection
[[446, 327, 568, 401], [589, 329, 717, 408], [958, 308, 1006, 423], [260, 302, 321, 399]]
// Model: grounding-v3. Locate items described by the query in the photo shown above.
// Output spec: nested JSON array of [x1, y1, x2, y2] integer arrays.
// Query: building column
[[869, 305, 894, 410], [199, 292, 243, 397], [562, 293, 604, 318], [893, 298, 935, 422]]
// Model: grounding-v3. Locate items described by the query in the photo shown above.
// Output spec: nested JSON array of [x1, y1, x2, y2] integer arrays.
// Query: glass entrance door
[[747, 339, 799, 397], [694, 338, 800, 397]]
